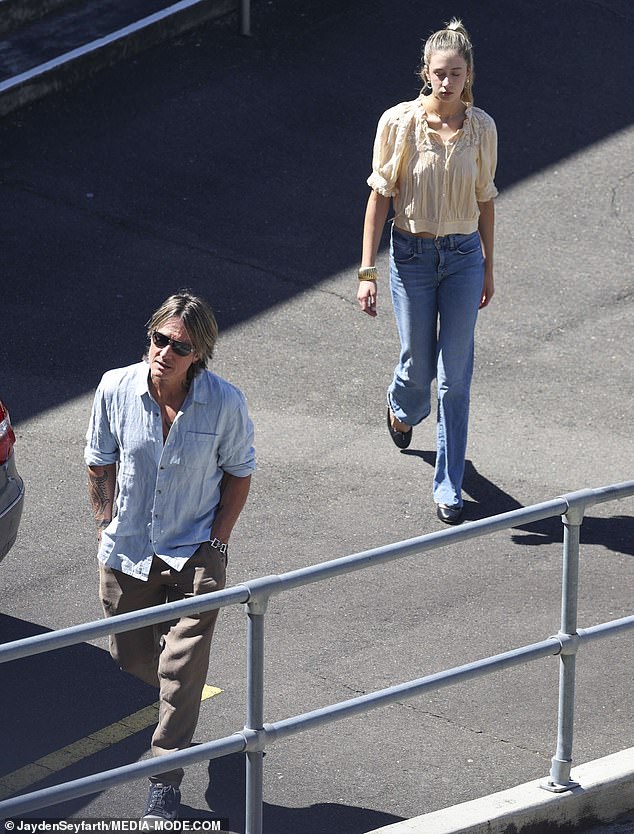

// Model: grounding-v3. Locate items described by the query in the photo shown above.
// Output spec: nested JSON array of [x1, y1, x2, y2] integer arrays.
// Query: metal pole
[[240, 0, 251, 36], [546, 502, 584, 791], [245, 595, 267, 834]]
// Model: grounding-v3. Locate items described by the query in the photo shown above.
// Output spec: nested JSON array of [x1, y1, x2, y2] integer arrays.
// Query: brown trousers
[[99, 542, 227, 787]]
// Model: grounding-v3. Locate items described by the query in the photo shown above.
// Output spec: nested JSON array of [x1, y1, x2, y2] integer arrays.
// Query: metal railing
[[240, 0, 250, 36], [1, 481, 633, 832]]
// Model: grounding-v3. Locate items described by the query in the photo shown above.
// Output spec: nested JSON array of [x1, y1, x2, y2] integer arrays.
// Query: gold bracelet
[[358, 266, 378, 282]]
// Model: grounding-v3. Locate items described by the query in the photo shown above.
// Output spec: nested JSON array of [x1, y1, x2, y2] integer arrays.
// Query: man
[[85, 290, 255, 822]]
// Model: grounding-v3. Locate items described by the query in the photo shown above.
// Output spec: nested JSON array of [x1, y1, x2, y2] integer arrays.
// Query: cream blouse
[[367, 97, 498, 237]]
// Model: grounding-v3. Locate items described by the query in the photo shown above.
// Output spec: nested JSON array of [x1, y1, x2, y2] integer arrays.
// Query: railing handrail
[[1, 482, 629, 667], [0, 480, 633, 829]]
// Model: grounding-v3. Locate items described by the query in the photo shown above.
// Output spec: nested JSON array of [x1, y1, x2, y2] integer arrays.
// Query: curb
[[365, 748, 634, 834], [0, 0, 237, 117]]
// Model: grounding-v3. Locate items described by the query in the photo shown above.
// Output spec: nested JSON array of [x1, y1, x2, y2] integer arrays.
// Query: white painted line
[[0, 0, 210, 94]]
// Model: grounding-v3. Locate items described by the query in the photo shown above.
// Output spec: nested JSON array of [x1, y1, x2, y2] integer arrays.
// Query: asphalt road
[[1, 0, 633, 831]]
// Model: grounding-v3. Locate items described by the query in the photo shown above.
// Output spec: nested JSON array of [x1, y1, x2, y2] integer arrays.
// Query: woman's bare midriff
[[394, 225, 436, 238]]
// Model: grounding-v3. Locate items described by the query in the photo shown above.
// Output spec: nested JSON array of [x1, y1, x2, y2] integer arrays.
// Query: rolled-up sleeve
[[84, 377, 120, 467], [475, 117, 499, 203], [218, 389, 255, 478], [367, 105, 405, 198]]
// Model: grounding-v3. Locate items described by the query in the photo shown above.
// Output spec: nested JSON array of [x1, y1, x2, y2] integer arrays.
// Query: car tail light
[[0, 401, 16, 465]]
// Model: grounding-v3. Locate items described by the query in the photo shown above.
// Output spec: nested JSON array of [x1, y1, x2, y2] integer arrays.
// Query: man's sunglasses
[[151, 331, 195, 357]]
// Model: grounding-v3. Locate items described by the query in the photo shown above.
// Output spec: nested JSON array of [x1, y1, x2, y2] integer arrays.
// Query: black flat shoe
[[436, 504, 464, 525], [387, 408, 412, 449]]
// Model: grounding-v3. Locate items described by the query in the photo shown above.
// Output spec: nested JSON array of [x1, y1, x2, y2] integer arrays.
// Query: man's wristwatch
[[209, 537, 228, 555]]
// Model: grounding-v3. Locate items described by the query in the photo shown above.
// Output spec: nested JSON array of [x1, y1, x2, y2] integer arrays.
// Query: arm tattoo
[[88, 469, 113, 518]]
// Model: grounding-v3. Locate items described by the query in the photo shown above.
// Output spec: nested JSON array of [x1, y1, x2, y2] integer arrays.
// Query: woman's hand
[[358, 190, 390, 318], [479, 271, 494, 309], [357, 279, 378, 317]]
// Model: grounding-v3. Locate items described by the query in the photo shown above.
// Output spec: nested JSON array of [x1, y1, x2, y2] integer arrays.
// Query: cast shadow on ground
[[0, 614, 403, 831], [402, 450, 634, 557], [0, 614, 157, 818], [202, 752, 403, 834], [1, 0, 632, 424]]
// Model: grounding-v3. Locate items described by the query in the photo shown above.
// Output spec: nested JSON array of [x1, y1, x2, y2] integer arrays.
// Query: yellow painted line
[[201, 684, 222, 701], [0, 685, 223, 801]]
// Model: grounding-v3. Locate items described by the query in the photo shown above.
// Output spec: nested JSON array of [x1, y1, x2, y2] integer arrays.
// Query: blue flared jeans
[[388, 225, 484, 508]]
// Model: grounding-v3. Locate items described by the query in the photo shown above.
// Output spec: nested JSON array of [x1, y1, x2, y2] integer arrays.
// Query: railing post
[[240, 0, 251, 36], [545, 500, 585, 792], [245, 593, 267, 834]]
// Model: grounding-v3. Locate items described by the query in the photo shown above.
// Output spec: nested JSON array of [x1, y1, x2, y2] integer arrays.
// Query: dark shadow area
[[403, 451, 634, 555], [205, 753, 403, 834], [0, 615, 157, 816], [0, 0, 632, 422]]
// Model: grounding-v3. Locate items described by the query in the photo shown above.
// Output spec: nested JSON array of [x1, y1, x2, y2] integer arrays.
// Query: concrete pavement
[[0, 0, 632, 832], [367, 749, 634, 833]]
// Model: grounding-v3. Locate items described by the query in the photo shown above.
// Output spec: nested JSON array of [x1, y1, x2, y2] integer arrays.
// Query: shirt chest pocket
[[168, 431, 219, 470]]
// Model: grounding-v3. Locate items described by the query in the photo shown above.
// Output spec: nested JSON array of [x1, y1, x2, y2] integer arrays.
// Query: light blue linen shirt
[[84, 361, 255, 580]]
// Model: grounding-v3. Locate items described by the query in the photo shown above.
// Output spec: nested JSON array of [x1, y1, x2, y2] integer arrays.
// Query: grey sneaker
[[142, 782, 181, 823]]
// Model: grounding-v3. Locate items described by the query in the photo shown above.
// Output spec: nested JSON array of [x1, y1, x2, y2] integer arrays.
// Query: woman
[[357, 18, 498, 525]]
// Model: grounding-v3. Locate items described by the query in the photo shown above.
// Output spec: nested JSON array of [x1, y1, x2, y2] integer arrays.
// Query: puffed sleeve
[[475, 114, 499, 202], [367, 103, 409, 198]]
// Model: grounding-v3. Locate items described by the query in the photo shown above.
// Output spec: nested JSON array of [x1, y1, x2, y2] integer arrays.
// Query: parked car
[[0, 399, 25, 562]]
